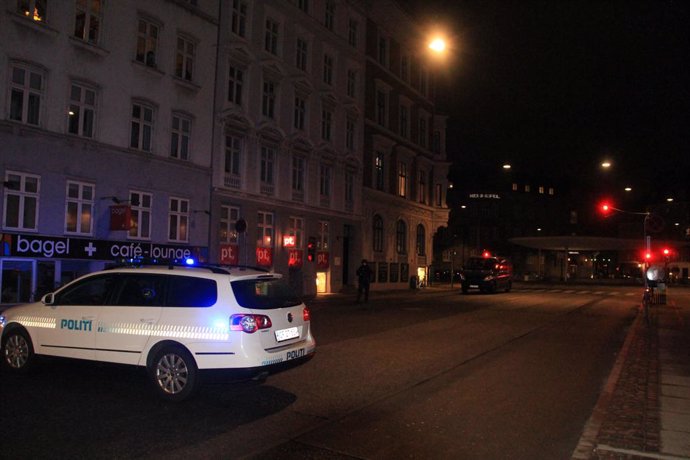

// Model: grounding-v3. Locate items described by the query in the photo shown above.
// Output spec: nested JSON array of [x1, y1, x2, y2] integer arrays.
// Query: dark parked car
[[459, 256, 513, 294]]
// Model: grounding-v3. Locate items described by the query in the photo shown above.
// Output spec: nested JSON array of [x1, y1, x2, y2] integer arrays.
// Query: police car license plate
[[275, 327, 299, 342]]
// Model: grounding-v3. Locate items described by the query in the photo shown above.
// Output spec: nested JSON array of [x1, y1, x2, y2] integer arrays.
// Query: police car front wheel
[[149, 346, 198, 401], [2, 328, 35, 372]]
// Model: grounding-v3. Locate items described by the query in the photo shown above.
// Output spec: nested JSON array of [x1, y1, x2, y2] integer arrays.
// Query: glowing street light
[[601, 161, 611, 169], [428, 37, 447, 54]]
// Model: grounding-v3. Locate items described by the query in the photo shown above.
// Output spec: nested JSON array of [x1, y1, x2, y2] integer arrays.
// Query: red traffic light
[[598, 201, 614, 216]]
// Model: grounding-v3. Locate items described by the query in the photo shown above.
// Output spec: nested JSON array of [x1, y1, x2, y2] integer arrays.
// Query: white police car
[[0, 261, 315, 401]]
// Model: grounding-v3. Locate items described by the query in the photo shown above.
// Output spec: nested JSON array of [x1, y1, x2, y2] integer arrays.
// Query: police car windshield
[[465, 258, 497, 270], [231, 279, 302, 309]]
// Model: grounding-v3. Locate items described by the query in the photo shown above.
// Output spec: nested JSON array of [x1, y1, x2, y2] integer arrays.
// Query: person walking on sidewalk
[[356, 259, 372, 303]]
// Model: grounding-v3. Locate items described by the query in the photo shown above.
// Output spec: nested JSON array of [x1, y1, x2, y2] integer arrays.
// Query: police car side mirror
[[42, 293, 55, 306]]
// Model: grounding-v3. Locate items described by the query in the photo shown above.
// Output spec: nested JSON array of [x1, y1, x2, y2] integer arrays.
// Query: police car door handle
[[140, 318, 156, 324]]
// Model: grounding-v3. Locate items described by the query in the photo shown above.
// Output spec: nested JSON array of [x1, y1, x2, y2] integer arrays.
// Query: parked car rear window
[[231, 278, 301, 309]]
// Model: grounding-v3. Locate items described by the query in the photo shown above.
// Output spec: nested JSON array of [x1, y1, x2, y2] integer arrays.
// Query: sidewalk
[[572, 295, 690, 459]]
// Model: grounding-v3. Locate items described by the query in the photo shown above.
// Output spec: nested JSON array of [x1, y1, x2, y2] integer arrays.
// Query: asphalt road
[[0, 286, 641, 459]]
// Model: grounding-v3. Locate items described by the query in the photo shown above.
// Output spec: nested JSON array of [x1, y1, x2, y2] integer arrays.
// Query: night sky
[[416, 0, 690, 206]]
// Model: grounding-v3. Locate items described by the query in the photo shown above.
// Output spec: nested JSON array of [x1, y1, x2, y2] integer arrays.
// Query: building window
[[347, 69, 356, 98], [375, 152, 385, 191], [323, 54, 333, 85], [324, 0, 335, 30], [260, 146, 275, 195], [416, 224, 426, 256], [418, 170, 426, 204], [287, 216, 304, 248], [68, 83, 96, 138], [175, 35, 195, 81], [168, 197, 189, 242], [346, 117, 355, 151], [294, 95, 306, 130], [257, 211, 274, 247], [297, 0, 308, 14], [321, 108, 332, 141], [224, 134, 242, 188], [539, 186, 545, 194], [219, 205, 240, 243], [262, 80, 276, 118], [264, 18, 279, 55], [296, 38, 308, 71], [9, 63, 43, 126], [65, 181, 94, 235], [228, 65, 243, 105], [525, 185, 531, 192], [345, 171, 354, 209], [419, 116, 428, 148], [319, 164, 331, 203], [74, 0, 102, 44], [396, 219, 407, 254], [399, 104, 408, 138], [231, 0, 247, 37], [401, 55, 410, 82], [549, 187, 555, 195], [435, 184, 443, 207], [130, 102, 154, 152], [398, 162, 408, 198], [171, 113, 191, 160], [433, 130, 441, 154], [373, 214, 383, 252], [378, 36, 388, 67], [17, 0, 47, 22], [318, 221, 329, 250], [136, 18, 158, 67], [292, 155, 305, 201], [3, 172, 39, 231], [420, 68, 429, 96], [348, 19, 357, 47], [128, 191, 152, 240], [376, 89, 387, 127]]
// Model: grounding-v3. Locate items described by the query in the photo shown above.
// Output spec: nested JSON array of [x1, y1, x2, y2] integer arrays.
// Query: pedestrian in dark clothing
[[356, 259, 372, 303]]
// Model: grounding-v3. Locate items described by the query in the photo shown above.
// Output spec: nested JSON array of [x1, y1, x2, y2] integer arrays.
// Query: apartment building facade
[[362, 1, 451, 289], [1, 0, 449, 303], [1, 1, 216, 303]]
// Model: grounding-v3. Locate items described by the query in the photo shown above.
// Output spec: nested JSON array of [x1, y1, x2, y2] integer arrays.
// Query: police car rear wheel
[[149, 346, 198, 401], [2, 329, 34, 372]]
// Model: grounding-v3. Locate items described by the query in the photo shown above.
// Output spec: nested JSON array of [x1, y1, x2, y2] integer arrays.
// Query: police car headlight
[[0, 315, 6, 329]]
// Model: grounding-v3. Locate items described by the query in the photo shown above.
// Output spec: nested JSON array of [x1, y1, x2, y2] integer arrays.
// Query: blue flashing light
[[184, 257, 196, 266]]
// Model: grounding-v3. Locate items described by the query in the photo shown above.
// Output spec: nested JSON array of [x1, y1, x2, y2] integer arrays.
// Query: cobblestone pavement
[[572, 295, 690, 460]]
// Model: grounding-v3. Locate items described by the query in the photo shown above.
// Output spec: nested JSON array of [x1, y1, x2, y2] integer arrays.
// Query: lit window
[[257, 211, 274, 247], [65, 181, 94, 235], [398, 162, 408, 198], [128, 191, 152, 240], [219, 205, 240, 243], [287, 216, 304, 248], [318, 221, 330, 250], [17, 0, 46, 22], [375, 152, 385, 191], [168, 197, 189, 242]]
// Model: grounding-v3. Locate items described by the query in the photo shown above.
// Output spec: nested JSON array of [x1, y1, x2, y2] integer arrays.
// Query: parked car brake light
[[230, 314, 272, 333]]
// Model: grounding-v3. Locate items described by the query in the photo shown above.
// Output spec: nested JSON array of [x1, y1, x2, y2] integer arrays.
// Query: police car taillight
[[303, 306, 311, 322], [230, 314, 272, 333]]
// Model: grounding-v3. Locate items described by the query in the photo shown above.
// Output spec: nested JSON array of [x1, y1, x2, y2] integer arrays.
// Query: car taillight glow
[[230, 314, 272, 333], [303, 306, 311, 322]]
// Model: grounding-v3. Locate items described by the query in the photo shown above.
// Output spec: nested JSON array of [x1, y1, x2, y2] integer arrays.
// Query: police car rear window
[[231, 279, 301, 309], [166, 276, 217, 307]]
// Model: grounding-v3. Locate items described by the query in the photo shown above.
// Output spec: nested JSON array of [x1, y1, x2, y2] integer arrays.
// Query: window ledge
[[9, 12, 59, 37], [69, 36, 109, 57], [172, 76, 200, 92], [131, 60, 165, 77]]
